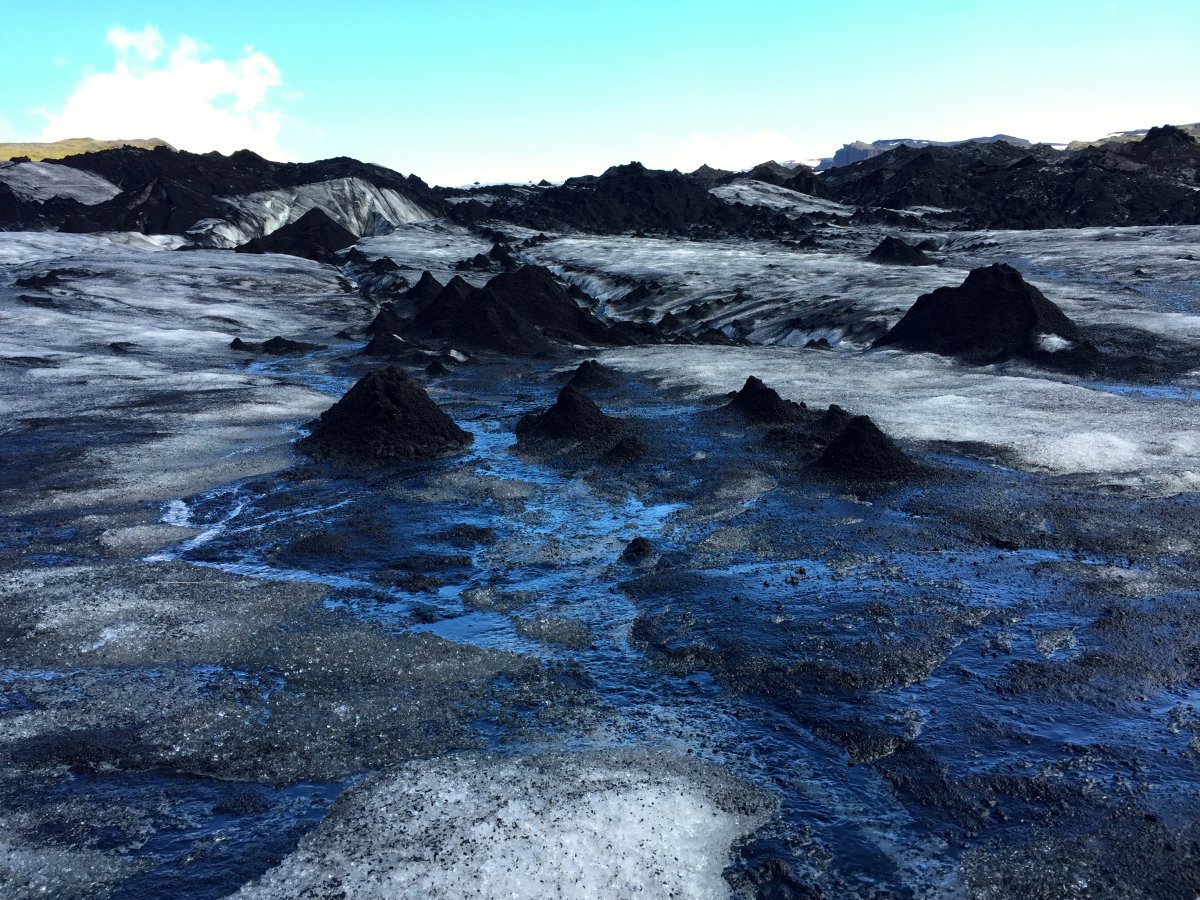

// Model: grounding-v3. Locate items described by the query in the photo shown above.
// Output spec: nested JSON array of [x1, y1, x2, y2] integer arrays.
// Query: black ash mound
[[405, 266, 619, 357], [866, 236, 934, 266], [300, 367, 472, 465], [729, 376, 919, 482], [724, 376, 808, 424], [875, 264, 1098, 370], [235, 207, 356, 264], [815, 415, 919, 482], [565, 359, 620, 390], [516, 385, 622, 444]]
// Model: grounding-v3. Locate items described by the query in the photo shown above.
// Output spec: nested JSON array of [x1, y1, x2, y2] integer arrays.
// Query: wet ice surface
[[2, 229, 1200, 898]]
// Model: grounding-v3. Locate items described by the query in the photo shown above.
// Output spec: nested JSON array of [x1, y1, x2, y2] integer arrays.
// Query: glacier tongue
[[186, 177, 435, 248]]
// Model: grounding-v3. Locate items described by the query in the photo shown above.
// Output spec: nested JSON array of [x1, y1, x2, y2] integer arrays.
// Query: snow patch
[[235, 750, 772, 900], [1036, 333, 1076, 353]]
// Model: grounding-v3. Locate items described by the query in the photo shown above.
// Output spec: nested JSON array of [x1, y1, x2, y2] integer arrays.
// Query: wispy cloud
[[38, 25, 290, 159]]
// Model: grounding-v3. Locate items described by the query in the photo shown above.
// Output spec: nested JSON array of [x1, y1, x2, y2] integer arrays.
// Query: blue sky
[[1, 1, 1197, 185]]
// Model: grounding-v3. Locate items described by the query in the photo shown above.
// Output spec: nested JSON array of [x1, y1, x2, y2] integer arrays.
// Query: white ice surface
[[233, 751, 770, 900], [601, 344, 1200, 495], [0, 232, 362, 510], [186, 177, 436, 248], [354, 220, 497, 286], [0, 161, 121, 205], [710, 179, 857, 217]]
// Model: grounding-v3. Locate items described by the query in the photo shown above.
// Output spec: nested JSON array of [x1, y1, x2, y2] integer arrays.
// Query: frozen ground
[[1, 226, 1199, 898]]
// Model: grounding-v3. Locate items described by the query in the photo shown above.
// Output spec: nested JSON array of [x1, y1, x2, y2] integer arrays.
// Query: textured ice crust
[[235, 751, 773, 900]]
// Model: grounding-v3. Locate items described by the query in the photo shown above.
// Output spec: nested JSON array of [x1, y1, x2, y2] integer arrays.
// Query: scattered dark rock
[[603, 435, 646, 464], [875, 263, 1099, 370], [866, 235, 934, 266], [805, 338, 832, 350], [235, 207, 357, 264], [299, 366, 472, 465], [425, 359, 453, 377], [815, 415, 917, 482]]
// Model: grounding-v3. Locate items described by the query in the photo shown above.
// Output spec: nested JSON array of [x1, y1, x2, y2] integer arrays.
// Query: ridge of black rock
[[875, 263, 1099, 370], [866, 236, 934, 266], [300, 366, 472, 465], [509, 161, 756, 234], [515, 385, 622, 443], [815, 415, 918, 482], [235, 208, 357, 264], [726, 376, 808, 424], [8, 144, 446, 236], [822, 131, 1200, 228]]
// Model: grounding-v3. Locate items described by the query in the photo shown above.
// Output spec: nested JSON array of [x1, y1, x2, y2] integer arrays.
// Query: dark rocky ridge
[[230, 336, 325, 355], [1, 144, 444, 236], [876, 264, 1099, 371], [821, 127, 1200, 228], [235, 208, 357, 264], [300, 367, 472, 465]]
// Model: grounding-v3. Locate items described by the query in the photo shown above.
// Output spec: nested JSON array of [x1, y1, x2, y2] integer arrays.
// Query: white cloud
[[39, 25, 289, 159]]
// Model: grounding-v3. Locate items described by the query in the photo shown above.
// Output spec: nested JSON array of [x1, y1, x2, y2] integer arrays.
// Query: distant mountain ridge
[[817, 135, 1031, 170], [0, 137, 172, 162]]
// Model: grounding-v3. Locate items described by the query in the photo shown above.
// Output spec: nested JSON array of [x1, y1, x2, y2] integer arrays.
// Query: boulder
[[566, 359, 619, 390]]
